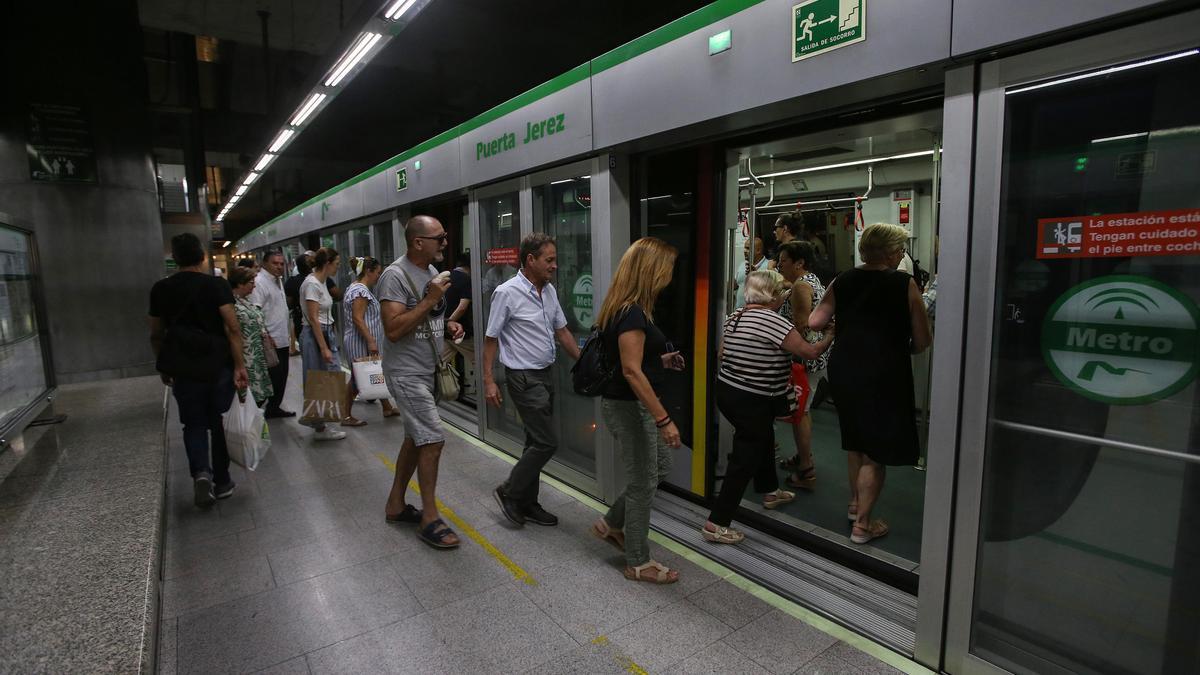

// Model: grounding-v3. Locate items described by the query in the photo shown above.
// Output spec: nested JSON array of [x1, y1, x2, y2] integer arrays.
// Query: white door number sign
[[1041, 275, 1199, 405]]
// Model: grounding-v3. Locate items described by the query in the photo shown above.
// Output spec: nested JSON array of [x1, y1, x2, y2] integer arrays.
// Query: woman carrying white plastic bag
[[225, 392, 270, 470]]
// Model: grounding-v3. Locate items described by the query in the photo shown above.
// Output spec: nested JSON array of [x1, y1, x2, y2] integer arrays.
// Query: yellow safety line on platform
[[438, 425, 934, 675], [373, 452, 537, 587]]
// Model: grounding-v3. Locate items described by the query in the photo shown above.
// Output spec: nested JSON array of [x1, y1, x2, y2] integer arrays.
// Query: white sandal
[[762, 489, 795, 510], [701, 523, 745, 544], [623, 560, 678, 584]]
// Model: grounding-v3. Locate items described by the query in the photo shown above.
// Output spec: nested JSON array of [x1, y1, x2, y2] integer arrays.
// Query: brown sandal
[[623, 560, 678, 584], [590, 518, 626, 552], [850, 519, 889, 544], [341, 416, 367, 427]]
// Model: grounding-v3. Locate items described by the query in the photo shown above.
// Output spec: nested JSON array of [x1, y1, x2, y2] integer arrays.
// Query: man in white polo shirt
[[483, 233, 581, 527], [249, 249, 295, 418]]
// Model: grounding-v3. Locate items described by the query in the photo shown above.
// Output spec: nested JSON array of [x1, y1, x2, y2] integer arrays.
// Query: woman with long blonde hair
[[589, 237, 686, 585]]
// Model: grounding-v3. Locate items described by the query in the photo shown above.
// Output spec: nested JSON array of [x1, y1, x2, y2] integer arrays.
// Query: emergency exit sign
[[792, 0, 866, 62], [396, 167, 408, 192]]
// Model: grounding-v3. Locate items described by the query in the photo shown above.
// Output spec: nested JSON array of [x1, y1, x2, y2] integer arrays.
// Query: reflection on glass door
[[479, 190, 525, 441], [970, 50, 1200, 675], [0, 223, 51, 431], [533, 174, 596, 478]]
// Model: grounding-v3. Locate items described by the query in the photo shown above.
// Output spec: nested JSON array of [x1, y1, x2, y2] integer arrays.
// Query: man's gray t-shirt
[[376, 256, 446, 377]]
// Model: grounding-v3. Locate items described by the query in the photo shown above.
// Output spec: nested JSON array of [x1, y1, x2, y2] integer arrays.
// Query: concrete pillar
[[0, 0, 164, 383]]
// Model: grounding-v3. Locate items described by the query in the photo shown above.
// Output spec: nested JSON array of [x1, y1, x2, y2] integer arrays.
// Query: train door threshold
[[651, 492, 917, 656]]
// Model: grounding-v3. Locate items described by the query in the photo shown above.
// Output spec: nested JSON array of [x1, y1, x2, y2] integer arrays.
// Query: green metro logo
[[1041, 275, 1200, 405]]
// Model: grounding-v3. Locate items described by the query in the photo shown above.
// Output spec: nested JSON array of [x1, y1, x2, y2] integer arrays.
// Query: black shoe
[[523, 502, 558, 527], [264, 409, 296, 419], [193, 474, 215, 508], [214, 481, 236, 499], [493, 487, 525, 526]]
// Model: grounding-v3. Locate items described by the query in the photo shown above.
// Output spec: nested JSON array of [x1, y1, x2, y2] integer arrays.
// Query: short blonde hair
[[744, 269, 789, 305], [858, 223, 909, 263]]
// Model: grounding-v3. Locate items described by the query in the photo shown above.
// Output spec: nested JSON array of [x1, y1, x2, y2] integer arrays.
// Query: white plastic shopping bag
[[225, 392, 270, 470], [352, 358, 391, 400]]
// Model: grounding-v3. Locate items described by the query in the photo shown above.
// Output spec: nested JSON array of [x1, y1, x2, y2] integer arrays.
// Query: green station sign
[[476, 113, 567, 162], [1041, 275, 1200, 405], [792, 0, 866, 62]]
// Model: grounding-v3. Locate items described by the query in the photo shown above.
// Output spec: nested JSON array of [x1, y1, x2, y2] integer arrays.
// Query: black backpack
[[571, 324, 618, 397]]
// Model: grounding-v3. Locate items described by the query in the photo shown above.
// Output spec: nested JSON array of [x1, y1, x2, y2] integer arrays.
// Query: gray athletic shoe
[[193, 474, 216, 508]]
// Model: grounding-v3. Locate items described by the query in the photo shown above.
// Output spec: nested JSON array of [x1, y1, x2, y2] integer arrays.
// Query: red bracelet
[[655, 415, 671, 428]]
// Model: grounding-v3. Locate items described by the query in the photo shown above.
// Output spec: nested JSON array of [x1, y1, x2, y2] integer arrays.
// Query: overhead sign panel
[[792, 0, 866, 62]]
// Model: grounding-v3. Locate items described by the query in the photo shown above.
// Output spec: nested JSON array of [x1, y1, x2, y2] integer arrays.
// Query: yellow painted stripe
[[373, 452, 537, 586], [437, 423, 933, 674], [690, 306, 709, 496]]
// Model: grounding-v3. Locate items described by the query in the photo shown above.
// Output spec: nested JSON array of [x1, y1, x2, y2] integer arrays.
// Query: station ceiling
[[138, 0, 712, 240]]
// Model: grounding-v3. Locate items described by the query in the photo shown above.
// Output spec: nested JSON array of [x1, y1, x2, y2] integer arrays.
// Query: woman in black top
[[810, 223, 932, 545], [590, 237, 685, 585]]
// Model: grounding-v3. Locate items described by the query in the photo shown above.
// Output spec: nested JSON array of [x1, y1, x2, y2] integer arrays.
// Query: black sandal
[[418, 518, 459, 549], [785, 465, 817, 490], [385, 504, 422, 524]]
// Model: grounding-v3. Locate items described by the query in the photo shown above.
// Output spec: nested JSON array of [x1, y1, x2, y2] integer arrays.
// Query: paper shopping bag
[[300, 370, 347, 426], [352, 358, 390, 400]]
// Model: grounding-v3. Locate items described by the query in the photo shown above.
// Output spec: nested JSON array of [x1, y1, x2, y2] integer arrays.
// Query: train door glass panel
[[374, 221, 394, 264], [969, 50, 1200, 675], [479, 190, 525, 441], [433, 199, 475, 410], [533, 174, 596, 479], [0, 223, 50, 431], [633, 149, 702, 490], [727, 111, 942, 570], [351, 227, 370, 259]]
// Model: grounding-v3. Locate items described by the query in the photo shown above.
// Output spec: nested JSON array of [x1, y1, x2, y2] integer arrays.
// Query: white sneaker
[[314, 428, 347, 441]]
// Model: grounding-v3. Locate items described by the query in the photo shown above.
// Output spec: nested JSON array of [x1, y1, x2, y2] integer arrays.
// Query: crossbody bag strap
[[396, 264, 442, 364]]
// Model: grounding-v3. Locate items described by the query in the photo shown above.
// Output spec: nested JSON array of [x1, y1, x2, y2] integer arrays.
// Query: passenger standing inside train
[[809, 223, 932, 545], [377, 216, 466, 549], [299, 247, 347, 441], [703, 270, 833, 544], [149, 233, 249, 507], [590, 237, 685, 584], [775, 241, 830, 489], [340, 256, 400, 425], [768, 211, 803, 270], [484, 233, 581, 527], [442, 257, 475, 368], [250, 250, 295, 418]]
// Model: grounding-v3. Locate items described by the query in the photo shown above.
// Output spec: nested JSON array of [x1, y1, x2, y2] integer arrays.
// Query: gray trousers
[[502, 367, 557, 505], [602, 398, 672, 568]]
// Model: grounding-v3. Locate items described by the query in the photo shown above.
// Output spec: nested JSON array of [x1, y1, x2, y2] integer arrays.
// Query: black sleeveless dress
[[827, 268, 919, 465]]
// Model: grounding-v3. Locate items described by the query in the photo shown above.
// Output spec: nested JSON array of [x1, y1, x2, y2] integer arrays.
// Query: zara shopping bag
[[225, 393, 270, 470], [352, 358, 390, 400], [301, 369, 347, 425]]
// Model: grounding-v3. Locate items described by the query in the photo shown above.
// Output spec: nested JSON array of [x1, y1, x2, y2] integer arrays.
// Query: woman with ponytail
[[341, 256, 399, 424]]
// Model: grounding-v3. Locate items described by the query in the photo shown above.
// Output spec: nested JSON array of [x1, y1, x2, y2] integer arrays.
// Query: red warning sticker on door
[[485, 247, 519, 265], [1036, 209, 1200, 259]]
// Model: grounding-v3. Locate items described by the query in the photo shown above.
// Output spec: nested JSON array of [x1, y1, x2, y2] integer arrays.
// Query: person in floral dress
[[229, 267, 274, 407]]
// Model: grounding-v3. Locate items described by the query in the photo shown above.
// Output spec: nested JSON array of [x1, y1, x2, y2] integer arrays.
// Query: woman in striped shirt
[[341, 257, 400, 425], [703, 270, 834, 545]]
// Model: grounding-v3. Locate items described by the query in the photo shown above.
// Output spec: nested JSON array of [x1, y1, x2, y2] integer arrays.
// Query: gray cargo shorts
[[386, 372, 444, 447]]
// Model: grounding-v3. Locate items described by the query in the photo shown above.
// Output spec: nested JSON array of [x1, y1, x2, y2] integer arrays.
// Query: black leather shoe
[[493, 487, 525, 526], [523, 502, 558, 526], [264, 409, 296, 419]]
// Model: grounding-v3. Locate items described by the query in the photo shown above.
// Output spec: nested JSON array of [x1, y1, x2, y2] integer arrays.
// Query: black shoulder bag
[[572, 322, 618, 397]]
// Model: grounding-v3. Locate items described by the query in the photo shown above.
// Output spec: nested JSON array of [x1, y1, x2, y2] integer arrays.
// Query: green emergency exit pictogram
[[1041, 275, 1200, 405], [792, 0, 866, 62], [396, 167, 408, 192]]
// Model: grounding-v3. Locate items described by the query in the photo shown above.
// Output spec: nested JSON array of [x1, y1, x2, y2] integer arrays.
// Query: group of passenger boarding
[[148, 213, 930, 584]]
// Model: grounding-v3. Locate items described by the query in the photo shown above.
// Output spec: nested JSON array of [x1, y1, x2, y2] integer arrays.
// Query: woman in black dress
[[809, 223, 932, 545]]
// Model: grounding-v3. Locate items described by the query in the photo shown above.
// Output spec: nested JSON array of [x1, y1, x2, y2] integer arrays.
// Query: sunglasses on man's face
[[416, 234, 449, 243]]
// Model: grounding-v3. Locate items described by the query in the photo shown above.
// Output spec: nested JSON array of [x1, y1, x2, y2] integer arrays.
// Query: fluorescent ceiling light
[[235, 185, 249, 196], [1007, 49, 1199, 95], [640, 195, 672, 201], [384, 0, 419, 20], [325, 32, 382, 87], [755, 150, 936, 179], [290, 93, 327, 126], [268, 129, 295, 153], [244, 172, 261, 186], [222, 240, 232, 248], [254, 154, 277, 172], [1091, 132, 1148, 144]]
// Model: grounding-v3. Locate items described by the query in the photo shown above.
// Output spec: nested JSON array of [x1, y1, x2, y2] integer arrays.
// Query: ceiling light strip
[[254, 154, 278, 172], [384, 0, 419, 21], [325, 32, 382, 87], [290, 93, 327, 126], [754, 150, 936, 179], [268, 129, 296, 153]]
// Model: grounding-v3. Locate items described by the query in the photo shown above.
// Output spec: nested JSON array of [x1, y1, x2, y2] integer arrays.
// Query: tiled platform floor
[[160, 357, 912, 674]]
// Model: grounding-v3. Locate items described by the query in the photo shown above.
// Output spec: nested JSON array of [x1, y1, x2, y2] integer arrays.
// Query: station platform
[[1, 366, 920, 674]]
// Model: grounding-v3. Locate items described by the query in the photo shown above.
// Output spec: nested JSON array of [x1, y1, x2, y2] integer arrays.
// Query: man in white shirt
[[249, 250, 295, 418], [482, 233, 581, 527]]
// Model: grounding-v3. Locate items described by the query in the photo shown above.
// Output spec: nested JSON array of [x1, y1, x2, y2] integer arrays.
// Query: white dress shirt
[[485, 270, 567, 370], [249, 268, 290, 346]]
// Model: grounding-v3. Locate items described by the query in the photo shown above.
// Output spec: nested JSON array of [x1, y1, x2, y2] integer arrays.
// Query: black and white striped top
[[717, 308, 795, 396]]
